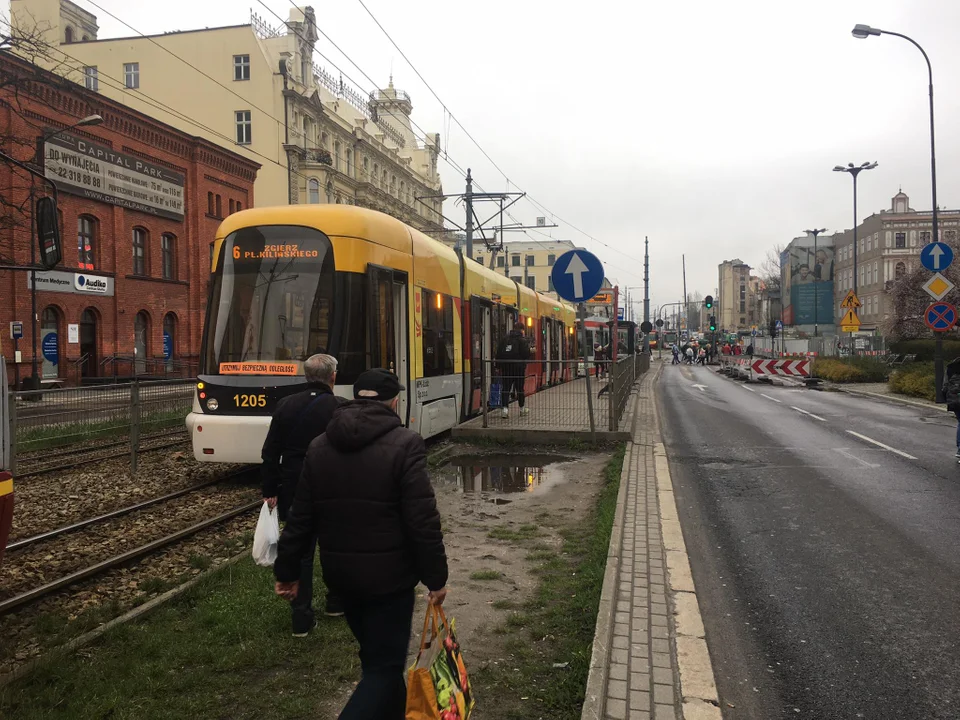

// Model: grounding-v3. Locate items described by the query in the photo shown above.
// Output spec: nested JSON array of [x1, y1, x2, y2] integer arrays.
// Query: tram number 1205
[[233, 393, 267, 408]]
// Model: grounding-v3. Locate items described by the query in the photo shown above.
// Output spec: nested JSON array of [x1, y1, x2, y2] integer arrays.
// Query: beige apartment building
[[718, 259, 760, 333], [11, 0, 444, 230], [470, 240, 579, 295], [832, 190, 960, 329]]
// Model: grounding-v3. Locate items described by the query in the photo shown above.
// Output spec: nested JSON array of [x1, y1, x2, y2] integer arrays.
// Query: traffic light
[[704, 295, 714, 309], [709, 315, 717, 332], [769, 320, 778, 338]]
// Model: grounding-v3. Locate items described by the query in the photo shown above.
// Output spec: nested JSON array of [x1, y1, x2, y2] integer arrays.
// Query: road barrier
[[720, 356, 811, 381]]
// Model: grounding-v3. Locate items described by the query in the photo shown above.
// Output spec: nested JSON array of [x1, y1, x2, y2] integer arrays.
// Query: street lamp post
[[833, 162, 877, 355], [804, 228, 828, 337], [25, 114, 103, 389], [852, 24, 943, 399]]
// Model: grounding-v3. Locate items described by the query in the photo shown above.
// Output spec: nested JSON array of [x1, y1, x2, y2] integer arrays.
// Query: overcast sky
[[54, 0, 960, 313]]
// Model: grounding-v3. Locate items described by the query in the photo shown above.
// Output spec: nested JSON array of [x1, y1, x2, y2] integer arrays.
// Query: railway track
[[0, 467, 259, 616], [16, 429, 190, 477]]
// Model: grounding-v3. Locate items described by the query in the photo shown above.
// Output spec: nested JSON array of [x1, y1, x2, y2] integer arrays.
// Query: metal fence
[[478, 354, 649, 433], [8, 379, 195, 475]]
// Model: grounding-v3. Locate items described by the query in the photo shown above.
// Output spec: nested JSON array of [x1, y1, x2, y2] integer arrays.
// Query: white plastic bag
[[252, 502, 280, 567]]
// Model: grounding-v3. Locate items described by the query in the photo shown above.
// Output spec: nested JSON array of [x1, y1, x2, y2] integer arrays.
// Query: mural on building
[[782, 239, 834, 326]]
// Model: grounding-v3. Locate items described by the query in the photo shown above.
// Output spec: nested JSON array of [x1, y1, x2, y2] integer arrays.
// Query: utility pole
[[643, 237, 650, 326], [464, 168, 473, 260], [682, 254, 688, 336]]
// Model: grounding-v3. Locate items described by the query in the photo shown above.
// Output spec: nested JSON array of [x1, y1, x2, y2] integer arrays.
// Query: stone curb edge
[[651, 378, 723, 720], [579, 368, 654, 720], [0, 550, 250, 689], [831, 386, 946, 412]]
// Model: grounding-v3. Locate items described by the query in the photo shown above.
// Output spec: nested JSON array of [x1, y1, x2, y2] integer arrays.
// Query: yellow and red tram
[[187, 205, 578, 463]]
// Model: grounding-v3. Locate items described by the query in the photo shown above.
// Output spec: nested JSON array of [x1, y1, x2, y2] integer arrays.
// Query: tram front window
[[204, 226, 335, 376]]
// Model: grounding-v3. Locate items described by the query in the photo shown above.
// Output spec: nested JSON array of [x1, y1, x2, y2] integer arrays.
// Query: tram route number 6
[[234, 393, 267, 408]]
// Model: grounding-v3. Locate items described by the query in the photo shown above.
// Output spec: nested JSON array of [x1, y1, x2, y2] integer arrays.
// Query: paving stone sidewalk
[[582, 361, 720, 720]]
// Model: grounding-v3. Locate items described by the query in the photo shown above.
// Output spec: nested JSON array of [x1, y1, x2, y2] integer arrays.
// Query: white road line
[[846, 430, 918, 460], [835, 447, 881, 469], [791, 406, 827, 422], [742, 385, 756, 392], [760, 394, 782, 403]]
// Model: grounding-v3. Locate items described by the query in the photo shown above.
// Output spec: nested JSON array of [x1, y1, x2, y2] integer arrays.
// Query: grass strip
[[0, 559, 359, 720], [472, 443, 625, 719]]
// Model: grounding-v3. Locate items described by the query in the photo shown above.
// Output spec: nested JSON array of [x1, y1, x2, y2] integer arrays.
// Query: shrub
[[812, 357, 889, 383], [889, 362, 936, 401], [890, 339, 960, 362]]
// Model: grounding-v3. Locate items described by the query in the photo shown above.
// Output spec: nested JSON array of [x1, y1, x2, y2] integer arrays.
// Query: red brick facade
[[0, 53, 259, 386]]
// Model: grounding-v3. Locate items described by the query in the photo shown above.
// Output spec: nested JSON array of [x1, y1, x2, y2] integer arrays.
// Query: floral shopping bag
[[406, 604, 475, 720]]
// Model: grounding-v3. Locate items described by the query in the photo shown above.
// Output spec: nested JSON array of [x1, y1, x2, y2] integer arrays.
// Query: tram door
[[367, 266, 409, 423], [467, 299, 492, 416], [543, 319, 553, 387]]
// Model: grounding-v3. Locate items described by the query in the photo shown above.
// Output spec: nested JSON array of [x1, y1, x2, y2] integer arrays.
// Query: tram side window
[[422, 289, 454, 377]]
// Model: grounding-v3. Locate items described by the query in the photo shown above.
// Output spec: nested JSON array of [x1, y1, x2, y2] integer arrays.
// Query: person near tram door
[[261, 353, 344, 634], [497, 321, 531, 418]]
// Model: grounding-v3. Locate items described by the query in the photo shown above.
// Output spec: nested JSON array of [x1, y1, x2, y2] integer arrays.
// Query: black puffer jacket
[[274, 400, 448, 598], [260, 382, 342, 521]]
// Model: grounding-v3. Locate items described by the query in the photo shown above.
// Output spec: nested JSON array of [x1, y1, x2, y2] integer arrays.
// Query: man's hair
[[513, 321, 525, 331], [304, 354, 337, 384]]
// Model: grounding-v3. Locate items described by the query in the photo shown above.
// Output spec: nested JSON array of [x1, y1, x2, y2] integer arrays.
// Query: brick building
[[0, 51, 259, 385]]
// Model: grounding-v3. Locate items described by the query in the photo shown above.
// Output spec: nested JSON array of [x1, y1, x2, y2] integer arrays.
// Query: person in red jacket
[[275, 368, 448, 720]]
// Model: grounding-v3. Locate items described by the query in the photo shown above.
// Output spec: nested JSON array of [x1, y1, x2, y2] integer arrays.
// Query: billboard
[[782, 238, 834, 326]]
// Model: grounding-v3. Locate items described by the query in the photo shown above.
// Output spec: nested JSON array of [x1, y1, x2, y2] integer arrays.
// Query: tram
[[186, 205, 578, 463]]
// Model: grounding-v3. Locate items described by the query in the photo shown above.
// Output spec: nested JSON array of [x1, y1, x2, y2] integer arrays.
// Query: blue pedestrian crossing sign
[[550, 249, 605, 304], [924, 301, 957, 332], [920, 241, 954, 272], [775, 320, 783, 330]]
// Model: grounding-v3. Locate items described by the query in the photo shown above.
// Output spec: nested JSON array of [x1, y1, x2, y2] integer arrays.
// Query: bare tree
[[759, 243, 784, 292], [884, 253, 960, 340], [685, 291, 703, 332]]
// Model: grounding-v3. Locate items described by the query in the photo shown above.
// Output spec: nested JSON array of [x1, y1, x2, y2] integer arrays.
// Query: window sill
[[205, 213, 224, 221], [125, 275, 189, 287]]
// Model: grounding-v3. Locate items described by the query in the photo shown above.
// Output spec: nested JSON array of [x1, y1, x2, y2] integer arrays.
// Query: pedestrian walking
[[274, 368, 448, 719], [497, 321, 532, 418], [746, 343, 754, 357], [943, 357, 960, 459], [671, 344, 680, 365], [684, 346, 694, 364], [261, 353, 344, 634], [697, 347, 706, 365]]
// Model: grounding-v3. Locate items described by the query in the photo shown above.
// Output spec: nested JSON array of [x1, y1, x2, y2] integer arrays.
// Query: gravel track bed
[[0, 511, 258, 676], [0, 482, 259, 602], [10, 449, 250, 541], [16, 431, 188, 473]]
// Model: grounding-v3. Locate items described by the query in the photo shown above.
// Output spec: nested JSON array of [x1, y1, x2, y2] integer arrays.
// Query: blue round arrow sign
[[920, 242, 954, 273], [550, 249, 605, 303], [925, 302, 957, 331]]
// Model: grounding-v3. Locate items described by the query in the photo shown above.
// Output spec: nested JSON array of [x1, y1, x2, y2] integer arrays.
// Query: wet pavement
[[439, 453, 577, 499]]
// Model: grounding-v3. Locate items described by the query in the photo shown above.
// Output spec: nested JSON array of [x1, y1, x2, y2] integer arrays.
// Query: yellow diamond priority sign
[[922, 272, 955, 301]]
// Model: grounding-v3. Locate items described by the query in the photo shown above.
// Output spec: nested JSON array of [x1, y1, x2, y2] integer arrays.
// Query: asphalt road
[[659, 363, 960, 720]]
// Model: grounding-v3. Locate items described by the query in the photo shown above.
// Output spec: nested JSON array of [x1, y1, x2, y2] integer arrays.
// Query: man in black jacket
[[261, 353, 343, 634], [275, 368, 448, 719], [496, 321, 531, 419]]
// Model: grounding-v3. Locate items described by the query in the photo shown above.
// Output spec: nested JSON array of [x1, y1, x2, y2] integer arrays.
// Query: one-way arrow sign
[[550, 249, 605, 303], [921, 241, 954, 273]]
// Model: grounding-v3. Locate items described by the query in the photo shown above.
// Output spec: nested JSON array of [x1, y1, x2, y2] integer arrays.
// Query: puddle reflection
[[444, 455, 573, 495]]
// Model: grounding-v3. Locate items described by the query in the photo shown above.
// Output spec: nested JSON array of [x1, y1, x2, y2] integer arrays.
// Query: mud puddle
[[437, 454, 576, 503]]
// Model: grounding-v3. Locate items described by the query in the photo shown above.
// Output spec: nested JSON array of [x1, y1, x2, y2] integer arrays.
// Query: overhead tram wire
[[352, 0, 644, 266]]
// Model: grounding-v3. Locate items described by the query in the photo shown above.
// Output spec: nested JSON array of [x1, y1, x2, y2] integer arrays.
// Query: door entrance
[[79, 309, 97, 378], [367, 265, 409, 423]]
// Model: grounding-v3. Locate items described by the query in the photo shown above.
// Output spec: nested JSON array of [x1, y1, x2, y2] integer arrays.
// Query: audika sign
[[44, 133, 185, 221], [29, 270, 115, 297]]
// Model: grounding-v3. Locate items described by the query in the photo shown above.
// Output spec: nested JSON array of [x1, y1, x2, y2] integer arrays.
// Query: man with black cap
[[274, 368, 448, 719]]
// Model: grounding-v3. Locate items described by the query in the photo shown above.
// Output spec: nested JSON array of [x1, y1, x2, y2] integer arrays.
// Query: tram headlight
[[206, 398, 219, 411]]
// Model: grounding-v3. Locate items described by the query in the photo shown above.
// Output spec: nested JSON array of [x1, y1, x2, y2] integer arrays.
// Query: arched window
[[373, 163, 380, 187], [390, 175, 396, 195], [80, 308, 98, 378], [334, 141, 341, 171], [134, 311, 150, 375], [207, 191, 214, 215], [895, 261, 906, 280], [326, 180, 334, 204], [346, 148, 353, 177], [363, 157, 369, 179], [40, 307, 61, 380], [321, 131, 328, 149], [64, 26, 74, 43], [78, 215, 96, 270], [163, 313, 176, 372], [229, 199, 235, 214], [308, 178, 320, 204], [161, 233, 176, 280], [132, 227, 148, 275], [382, 169, 388, 188]]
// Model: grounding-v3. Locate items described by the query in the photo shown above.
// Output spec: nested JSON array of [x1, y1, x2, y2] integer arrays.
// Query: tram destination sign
[[44, 133, 185, 221]]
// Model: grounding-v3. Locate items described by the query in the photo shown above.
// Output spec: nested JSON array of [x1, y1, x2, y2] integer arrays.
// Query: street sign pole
[[579, 303, 596, 440]]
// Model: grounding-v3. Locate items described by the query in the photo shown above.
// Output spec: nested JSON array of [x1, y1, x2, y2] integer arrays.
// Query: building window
[[207, 191, 214, 215], [215, 194, 222, 218], [83, 66, 98, 91], [740, 317, 746, 326], [161, 233, 176, 280], [525, 276, 536, 290], [132, 227, 148, 275], [235, 110, 252, 144], [873, 261, 878, 285], [334, 141, 341, 171], [362, 157, 369, 178], [421, 290, 454, 378], [326, 180, 333, 203], [548, 276, 555, 292], [77, 215, 96, 270], [511, 255, 520, 267], [233, 54, 250, 81], [236, 201, 242, 211], [525, 255, 535, 266], [920, 231, 931, 244], [548, 254, 556, 266], [65, 26, 74, 43], [866, 236, 872, 252], [476, 255, 483, 265], [399, 181, 405, 203], [895, 232, 906, 249], [229, 199, 235, 215], [895, 261, 906, 279], [346, 149, 353, 177], [308, 178, 320, 204], [739, 301, 745, 313], [124, 62, 139, 89], [390, 175, 396, 195], [497, 256, 504, 268]]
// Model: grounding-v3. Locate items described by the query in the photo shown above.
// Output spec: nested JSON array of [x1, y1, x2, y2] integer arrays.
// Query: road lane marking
[[741, 385, 756, 392], [791, 406, 827, 422], [760, 394, 782, 403], [846, 431, 918, 460], [835, 447, 881, 468]]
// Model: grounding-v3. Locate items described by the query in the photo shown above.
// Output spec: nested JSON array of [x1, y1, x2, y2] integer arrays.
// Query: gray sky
[[63, 0, 960, 313]]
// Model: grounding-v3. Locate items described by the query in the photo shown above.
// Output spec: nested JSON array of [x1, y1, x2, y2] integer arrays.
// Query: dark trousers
[[505, 374, 525, 408], [338, 588, 416, 720], [291, 537, 317, 630]]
